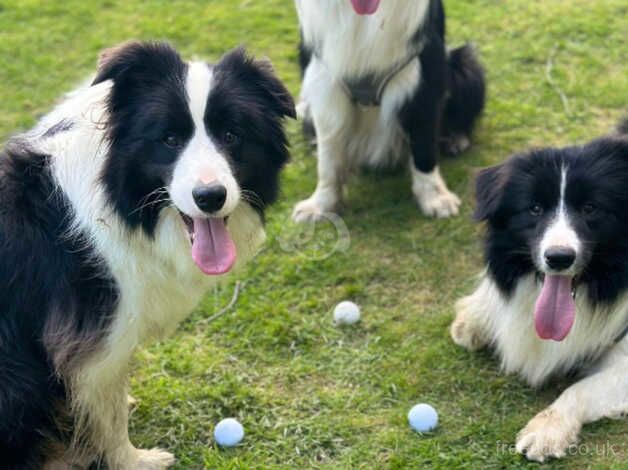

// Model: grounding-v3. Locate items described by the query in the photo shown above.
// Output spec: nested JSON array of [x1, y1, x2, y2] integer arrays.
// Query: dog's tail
[[441, 44, 486, 155]]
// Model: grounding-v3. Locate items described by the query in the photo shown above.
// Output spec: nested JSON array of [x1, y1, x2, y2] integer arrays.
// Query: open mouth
[[179, 212, 237, 276], [534, 273, 578, 342]]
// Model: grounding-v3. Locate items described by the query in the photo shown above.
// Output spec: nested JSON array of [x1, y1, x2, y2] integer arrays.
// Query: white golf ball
[[214, 418, 244, 447], [333, 301, 361, 325], [408, 403, 438, 432]]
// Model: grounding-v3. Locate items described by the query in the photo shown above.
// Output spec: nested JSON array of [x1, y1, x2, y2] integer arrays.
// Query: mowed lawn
[[1, 0, 627, 468]]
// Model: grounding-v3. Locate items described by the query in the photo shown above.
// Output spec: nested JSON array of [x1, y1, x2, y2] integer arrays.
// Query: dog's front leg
[[71, 359, 174, 469], [400, 45, 460, 219], [516, 344, 628, 462], [293, 131, 349, 223], [293, 59, 351, 223]]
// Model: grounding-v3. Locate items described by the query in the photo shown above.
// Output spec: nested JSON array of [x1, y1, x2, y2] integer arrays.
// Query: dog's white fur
[[293, 0, 460, 222], [32, 71, 264, 468], [452, 185, 628, 462]]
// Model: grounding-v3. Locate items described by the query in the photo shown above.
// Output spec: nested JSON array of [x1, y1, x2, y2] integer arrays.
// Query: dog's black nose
[[544, 247, 576, 271], [192, 183, 227, 213]]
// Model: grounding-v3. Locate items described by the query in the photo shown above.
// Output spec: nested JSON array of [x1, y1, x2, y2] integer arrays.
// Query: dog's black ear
[[474, 163, 508, 221], [92, 41, 184, 86], [603, 137, 628, 173], [216, 47, 296, 119]]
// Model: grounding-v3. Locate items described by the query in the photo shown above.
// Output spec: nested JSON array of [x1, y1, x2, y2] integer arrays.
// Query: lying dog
[[293, 0, 485, 222], [0, 41, 294, 469], [452, 126, 628, 462]]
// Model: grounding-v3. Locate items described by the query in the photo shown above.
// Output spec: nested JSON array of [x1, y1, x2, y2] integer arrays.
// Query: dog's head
[[93, 41, 295, 275], [475, 136, 628, 341]]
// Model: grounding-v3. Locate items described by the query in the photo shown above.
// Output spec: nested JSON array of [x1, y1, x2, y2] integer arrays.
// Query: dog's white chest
[[296, 0, 429, 79], [491, 277, 628, 385]]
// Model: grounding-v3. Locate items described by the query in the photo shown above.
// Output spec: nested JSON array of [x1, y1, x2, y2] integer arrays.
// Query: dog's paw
[[136, 448, 175, 469], [516, 408, 581, 463], [442, 134, 471, 156], [292, 196, 339, 223], [127, 394, 138, 408], [415, 187, 461, 219], [450, 307, 488, 351]]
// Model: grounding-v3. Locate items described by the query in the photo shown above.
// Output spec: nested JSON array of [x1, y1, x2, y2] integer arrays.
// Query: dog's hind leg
[[516, 343, 628, 462], [450, 274, 498, 351], [0, 351, 63, 470]]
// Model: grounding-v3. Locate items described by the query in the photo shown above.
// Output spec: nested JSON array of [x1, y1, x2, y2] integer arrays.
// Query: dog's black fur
[[0, 145, 118, 467]]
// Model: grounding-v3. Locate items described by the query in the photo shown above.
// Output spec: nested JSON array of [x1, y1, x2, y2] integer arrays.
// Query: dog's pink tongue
[[191, 218, 236, 275], [534, 275, 576, 341], [350, 0, 381, 15]]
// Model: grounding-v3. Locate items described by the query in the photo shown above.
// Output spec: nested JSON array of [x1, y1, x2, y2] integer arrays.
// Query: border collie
[[0, 41, 295, 469], [451, 129, 628, 462], [293, 0, 485, 222]]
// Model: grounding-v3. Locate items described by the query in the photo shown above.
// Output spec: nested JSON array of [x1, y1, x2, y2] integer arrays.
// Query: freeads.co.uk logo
[[277, 212, 351, 261]]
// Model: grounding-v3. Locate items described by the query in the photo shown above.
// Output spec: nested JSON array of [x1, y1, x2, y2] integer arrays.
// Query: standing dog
[[293, 0, 485, 222], [0, 41, 294, 469], [452, 128, 628, 462]]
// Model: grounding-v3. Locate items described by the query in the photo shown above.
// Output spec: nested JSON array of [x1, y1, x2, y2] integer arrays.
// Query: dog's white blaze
[[538, 167, 581, 271], [169, 62, 240, 219], [187, 61, 212, 126]]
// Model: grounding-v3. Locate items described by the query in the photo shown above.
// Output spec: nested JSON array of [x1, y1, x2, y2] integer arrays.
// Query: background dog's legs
[[400, 42, 460, 218], [410, 165, 461, 218], [293, 131, 348, 222], [293, 60, 352, 223], [516, 344, 628, 462]]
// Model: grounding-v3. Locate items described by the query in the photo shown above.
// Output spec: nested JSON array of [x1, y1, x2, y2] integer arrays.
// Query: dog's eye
[[582, 203, 597, 215], [529, 204, 543, 217], [224, 131, 239, 146], [163, 135, 181, 149]]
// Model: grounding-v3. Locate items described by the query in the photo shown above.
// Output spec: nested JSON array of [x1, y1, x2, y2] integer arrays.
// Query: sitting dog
[[293, 0, 485, 222], [0, 41, 295, 469], [451, 125, 628, 462]]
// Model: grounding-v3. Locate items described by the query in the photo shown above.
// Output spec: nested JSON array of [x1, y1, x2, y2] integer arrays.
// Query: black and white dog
[[0, 41, 294, 469], [451, 127, 628, 462], [293, 0, 485, 222]]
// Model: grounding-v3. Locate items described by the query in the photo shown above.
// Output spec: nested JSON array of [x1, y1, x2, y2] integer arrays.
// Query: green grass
[[1, 0, 627, 468]]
